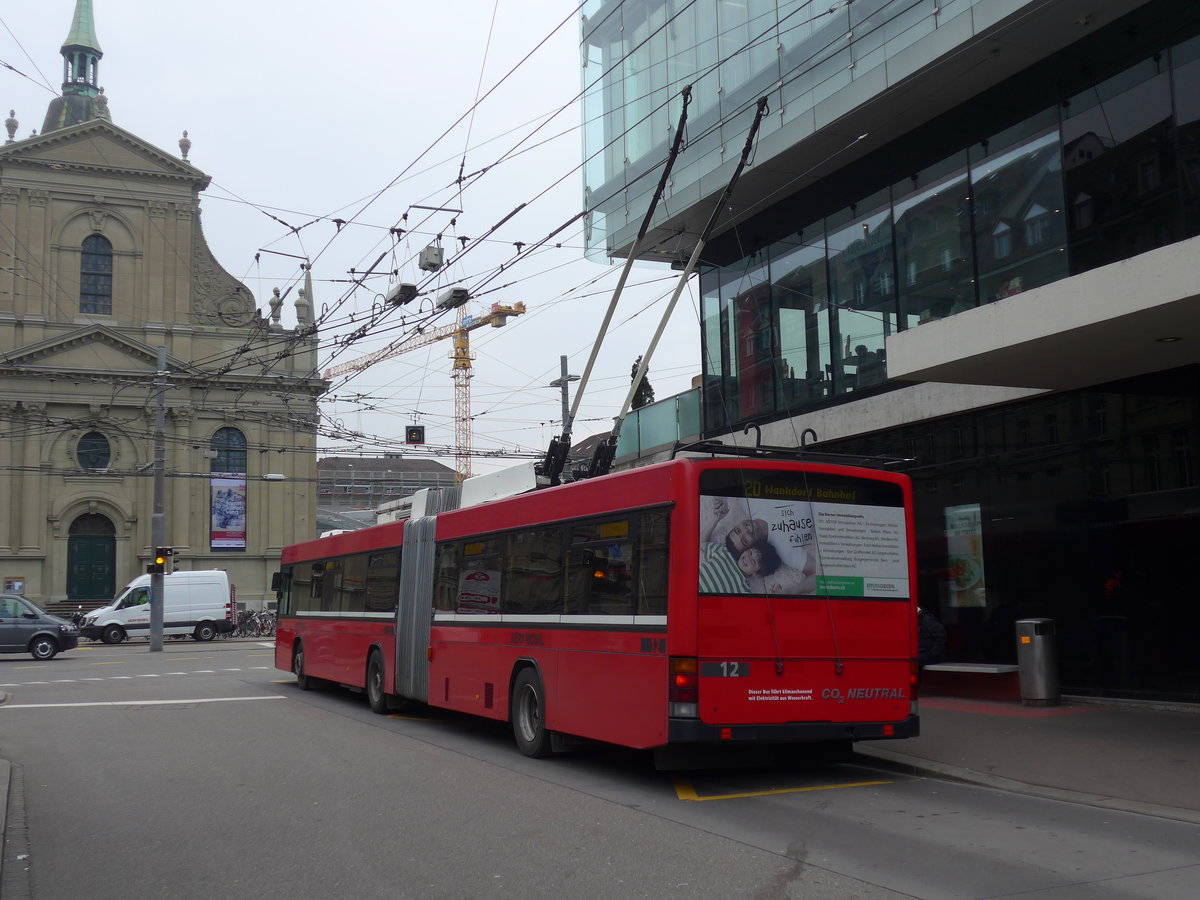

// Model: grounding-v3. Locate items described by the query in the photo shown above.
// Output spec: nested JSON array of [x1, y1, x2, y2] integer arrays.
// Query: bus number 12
[[700, 661, 750, 677]]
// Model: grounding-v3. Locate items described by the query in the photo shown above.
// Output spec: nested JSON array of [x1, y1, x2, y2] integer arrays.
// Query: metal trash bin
[[1016, 618, 1060, 706]]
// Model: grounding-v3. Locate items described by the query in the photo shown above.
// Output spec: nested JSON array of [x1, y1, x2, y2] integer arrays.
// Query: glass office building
[[584, 0, 1200, 701]]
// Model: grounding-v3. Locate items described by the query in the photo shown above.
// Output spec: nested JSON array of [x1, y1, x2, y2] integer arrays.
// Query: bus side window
[[434, 543, 459, 611], [504, 528, 563, 615], [638, 510, 670, 615], [276, 568, 294, 616], [566, 519, 634, 616], [365, 551, 400, 613], [340, 554, 367, 613]]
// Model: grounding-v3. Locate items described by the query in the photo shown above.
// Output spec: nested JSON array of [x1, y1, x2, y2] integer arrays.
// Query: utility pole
[[149, 346, 166, 652], [548, 356, 578, 430]]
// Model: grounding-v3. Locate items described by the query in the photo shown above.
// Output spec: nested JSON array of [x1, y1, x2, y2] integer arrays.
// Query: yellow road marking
[[11, 665, 47, 670], [673, 778, 890, 801], [90, 661, 125, 666]]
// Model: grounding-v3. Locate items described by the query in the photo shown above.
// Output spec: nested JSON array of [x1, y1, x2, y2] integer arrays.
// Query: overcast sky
[[2, 1, 703, 475]]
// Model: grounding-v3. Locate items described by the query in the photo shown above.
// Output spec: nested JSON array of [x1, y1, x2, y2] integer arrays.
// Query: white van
[[81, 570, 235, 643]]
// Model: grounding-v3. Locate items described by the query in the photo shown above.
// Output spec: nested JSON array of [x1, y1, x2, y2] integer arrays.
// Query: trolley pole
[[149, 346, 166, 652]]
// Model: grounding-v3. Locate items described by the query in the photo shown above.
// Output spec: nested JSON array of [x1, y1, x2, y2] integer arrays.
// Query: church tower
[[42, 0, 110, 133]]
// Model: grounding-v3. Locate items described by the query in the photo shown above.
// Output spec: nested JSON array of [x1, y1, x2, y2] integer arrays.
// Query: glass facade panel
[[971, 116, 1068, 304], [1172, 35, 1200, 238], [1063, 55, 1177, 273], [623, 3, 668, 165], [893, 154, 971, 326], [826, 194, 895, 395], [636, 396, 681, 448], [768, 229, 829, 407], [700, 268, 729, 433], [725, 254, 775, 421]]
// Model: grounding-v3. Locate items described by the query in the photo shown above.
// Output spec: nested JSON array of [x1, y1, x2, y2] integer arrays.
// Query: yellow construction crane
[[324, 301, 527, 480]]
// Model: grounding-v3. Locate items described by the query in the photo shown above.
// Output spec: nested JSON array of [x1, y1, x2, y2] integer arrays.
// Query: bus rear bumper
[[667, 714, 919, 744]]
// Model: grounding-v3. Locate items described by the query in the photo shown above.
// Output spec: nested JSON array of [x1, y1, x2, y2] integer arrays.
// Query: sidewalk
[[856, 693, 1200, 825]]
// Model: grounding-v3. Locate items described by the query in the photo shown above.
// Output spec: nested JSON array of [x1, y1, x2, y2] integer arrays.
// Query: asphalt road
[[1, 640, 1197, 899]]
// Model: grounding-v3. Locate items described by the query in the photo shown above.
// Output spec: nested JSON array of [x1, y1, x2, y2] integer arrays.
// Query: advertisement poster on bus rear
[[699, 471, 908, 598]]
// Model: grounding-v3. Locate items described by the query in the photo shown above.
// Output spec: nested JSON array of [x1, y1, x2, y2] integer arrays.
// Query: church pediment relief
[[3, 326, 186, 376], [0, 121, 207, 186]]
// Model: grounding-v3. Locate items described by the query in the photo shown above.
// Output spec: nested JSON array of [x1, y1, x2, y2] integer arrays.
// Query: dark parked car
[[0, 594, 80, 660]]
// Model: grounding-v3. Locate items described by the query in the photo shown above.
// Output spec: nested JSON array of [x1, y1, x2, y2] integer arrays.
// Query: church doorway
[[67, 513, 116, 601]]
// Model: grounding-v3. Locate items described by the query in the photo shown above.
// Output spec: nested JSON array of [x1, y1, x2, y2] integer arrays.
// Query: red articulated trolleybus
[[274, 450, 919, 762]]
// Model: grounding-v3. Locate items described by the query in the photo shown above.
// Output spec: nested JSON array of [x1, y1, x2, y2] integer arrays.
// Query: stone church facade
[[0, 1, 324, 612]]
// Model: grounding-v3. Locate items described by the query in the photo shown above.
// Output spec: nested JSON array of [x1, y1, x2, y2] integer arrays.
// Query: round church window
[[77, 431, 112, 470]]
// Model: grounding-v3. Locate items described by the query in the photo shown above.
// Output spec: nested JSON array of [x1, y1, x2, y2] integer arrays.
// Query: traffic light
[[148, 546, 172, 575], [406, 425, 425, 445]]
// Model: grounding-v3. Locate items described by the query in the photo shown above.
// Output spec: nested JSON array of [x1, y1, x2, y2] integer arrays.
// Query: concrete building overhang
[[886, 236, 1200, 391]]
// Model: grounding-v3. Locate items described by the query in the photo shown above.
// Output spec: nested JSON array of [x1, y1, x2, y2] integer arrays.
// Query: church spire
[[61, 0, 103, 98], [42, 0, 110, 134]]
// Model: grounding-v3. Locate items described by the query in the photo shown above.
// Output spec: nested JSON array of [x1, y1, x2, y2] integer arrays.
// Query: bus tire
[[511, 667, 552, 758], [193, 622, 217, 642], [101, 624, 124, 644], [366, 651, 387, 714], [293, 642, 321, 691]]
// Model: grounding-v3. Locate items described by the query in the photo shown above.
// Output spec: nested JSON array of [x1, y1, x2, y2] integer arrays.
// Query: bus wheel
[[101, 624, 124, 644], [511, 668, 552, 758], [193, 622, 216, 642], [366, 651, 387, 714], [293, 643, 318, 691]]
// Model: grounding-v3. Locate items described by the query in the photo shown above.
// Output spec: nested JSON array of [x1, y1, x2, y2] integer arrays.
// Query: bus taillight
[[669, 657, 698, 718]]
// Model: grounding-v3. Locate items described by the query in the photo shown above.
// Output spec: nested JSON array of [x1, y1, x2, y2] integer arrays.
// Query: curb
[[853, 744, 1200, 826]]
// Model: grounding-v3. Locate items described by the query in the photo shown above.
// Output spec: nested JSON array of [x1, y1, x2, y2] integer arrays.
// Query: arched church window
[[80, 234, 113, 315], [77, 431, 111, 470], [210, 427, 247, 475]]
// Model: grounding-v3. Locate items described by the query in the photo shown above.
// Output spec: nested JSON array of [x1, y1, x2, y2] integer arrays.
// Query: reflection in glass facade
[[700, 23, 1200, 434]]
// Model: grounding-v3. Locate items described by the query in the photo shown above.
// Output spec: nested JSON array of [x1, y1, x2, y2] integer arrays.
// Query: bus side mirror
[[270, 572, 282, 594]]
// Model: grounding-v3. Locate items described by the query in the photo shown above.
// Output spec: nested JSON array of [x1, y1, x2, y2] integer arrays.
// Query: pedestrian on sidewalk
[[918, 606, 946, 668]]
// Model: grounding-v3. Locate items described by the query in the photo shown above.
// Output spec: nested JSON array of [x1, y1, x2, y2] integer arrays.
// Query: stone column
[[171, 408, 194, 555], [19, 402, 46, 552], [0, 401, 14, 553]]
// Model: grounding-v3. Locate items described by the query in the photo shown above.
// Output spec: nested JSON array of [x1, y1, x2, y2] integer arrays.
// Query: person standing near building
[[918, 606, 947, 668]]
